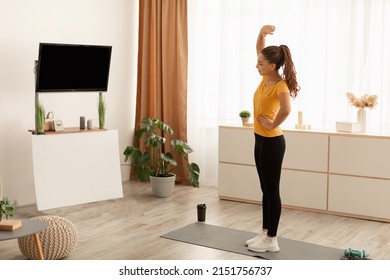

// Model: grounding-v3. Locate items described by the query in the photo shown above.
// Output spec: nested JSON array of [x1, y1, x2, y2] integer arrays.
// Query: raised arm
[[256, 25, 276, 55]]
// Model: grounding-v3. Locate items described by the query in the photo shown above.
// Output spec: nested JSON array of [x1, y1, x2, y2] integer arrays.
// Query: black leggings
[[254, 133, 285, 237]]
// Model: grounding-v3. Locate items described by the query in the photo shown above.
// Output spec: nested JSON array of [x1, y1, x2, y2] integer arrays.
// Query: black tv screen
[[35, 43, 112, 93]]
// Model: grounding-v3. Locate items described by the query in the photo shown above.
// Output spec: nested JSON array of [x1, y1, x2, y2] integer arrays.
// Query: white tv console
[[218, 125, 390, 222], [31, 128, 123, 210]]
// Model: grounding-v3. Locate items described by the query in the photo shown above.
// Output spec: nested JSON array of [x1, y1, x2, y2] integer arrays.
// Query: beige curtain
[[133, 0, 188, 183]]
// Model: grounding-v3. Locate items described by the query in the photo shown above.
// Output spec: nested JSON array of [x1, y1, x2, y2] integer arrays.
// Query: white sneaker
[[245, 232, 266, 246], [248, 236, 279, 253]]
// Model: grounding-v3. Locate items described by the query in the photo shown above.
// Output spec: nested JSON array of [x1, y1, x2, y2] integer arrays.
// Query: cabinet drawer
[[329, 136, 390, 179], [281, 170, 327, 210], [283, 131, 329, 172], [219, 127, 255, 165], [329, 175, 390, 219], [218, 163, 261, 202]]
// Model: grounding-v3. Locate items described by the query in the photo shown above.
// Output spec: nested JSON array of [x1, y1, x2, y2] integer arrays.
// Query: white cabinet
[[218, 125, 390, 222], [218, 127, 259, 203], [32, 129, 123, 210], [328, 135, 390, 220], [218, 127, 328, 210], [281, 131, 329, 210]]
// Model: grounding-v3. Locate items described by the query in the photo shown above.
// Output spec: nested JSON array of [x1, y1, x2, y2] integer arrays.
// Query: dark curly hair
[[261, 45, 300, 97]]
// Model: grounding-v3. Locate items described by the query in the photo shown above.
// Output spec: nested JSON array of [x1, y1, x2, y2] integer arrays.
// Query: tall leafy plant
[[98, 92, 106, 129], [35, 97, 45, 134], [123, 118, 200, 188]]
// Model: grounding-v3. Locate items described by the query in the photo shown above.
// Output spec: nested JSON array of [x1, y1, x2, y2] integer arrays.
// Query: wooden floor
[[1, 181, 390, 260]]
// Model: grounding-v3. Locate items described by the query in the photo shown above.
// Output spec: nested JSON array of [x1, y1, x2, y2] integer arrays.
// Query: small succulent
[[239, 110, 251, 118]]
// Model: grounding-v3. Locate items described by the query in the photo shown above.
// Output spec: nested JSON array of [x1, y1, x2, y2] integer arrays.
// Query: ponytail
[[261, 45, 300, 97], [279, 45, 300, 98]]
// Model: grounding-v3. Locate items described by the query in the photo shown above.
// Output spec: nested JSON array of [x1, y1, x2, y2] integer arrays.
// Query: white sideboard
[[218, 125, 390, 222], [328, 135, 390, 220], [32, 129, 123, 210]]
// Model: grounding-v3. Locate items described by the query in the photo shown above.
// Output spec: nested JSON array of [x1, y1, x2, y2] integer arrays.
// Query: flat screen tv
[[35, 43, 112, 93]]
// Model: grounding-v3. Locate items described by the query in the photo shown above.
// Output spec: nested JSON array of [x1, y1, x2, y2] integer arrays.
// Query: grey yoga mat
[[161, 222, 344, 260]]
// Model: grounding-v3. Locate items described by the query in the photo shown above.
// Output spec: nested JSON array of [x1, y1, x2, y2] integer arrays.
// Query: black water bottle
[[197, 204, 206, 222]]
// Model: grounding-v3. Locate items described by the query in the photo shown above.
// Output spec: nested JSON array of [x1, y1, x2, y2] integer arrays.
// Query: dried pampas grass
[[346, 92, 378, 109]]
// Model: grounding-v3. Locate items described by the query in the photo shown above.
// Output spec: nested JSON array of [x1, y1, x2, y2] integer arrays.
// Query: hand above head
[[260, 25, 276, 37], [257, 25, 276, 55]]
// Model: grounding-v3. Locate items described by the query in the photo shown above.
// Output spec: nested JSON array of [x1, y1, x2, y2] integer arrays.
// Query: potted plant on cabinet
[[239, 110, 251, 125], [123, 117, 200, 197], [35, 99, 45, 134], [98, 92, 106, 129]]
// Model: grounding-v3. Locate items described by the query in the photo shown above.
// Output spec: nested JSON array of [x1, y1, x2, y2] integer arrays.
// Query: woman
[[246, 25, 300, 253]]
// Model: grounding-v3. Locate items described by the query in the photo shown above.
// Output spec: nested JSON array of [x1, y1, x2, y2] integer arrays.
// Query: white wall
[[0, 0, 138, 206]]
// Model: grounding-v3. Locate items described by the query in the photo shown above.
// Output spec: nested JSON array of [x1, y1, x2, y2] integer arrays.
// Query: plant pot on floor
[[150, 174, 176, 198]]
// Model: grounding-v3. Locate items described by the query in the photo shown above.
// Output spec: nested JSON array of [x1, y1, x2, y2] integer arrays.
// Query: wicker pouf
[[18, 215, 78, 260]]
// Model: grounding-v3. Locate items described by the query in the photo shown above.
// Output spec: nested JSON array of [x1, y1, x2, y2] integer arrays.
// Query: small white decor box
[[336, 121, 361, 133]]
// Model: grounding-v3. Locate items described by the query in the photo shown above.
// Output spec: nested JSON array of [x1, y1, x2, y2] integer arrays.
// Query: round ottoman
[[18, 215, 78, 260]]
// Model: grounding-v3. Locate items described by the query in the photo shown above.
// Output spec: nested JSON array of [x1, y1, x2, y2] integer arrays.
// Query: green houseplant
[[0, 197, 14, 222], [0, 176, 15, 222], [239, 110, 251, 125], [98, 92, 106, 129], [35, 99, 45, 134], [123, 117, 200, 197], [239, 110, 251, 118]]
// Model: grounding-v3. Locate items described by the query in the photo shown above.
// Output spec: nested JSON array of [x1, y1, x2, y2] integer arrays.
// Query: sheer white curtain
[[187, 0, 390, 187]]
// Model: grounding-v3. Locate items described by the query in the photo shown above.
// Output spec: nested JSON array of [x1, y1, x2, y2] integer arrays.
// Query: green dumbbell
[[344, 248, 367, 259]]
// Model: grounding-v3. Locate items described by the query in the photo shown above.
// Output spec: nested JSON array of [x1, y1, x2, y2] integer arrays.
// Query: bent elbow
[[281, 108, 291, 116]]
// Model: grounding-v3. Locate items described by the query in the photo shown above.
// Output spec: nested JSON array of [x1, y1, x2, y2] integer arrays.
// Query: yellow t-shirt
[[253, 75, 290, 137]]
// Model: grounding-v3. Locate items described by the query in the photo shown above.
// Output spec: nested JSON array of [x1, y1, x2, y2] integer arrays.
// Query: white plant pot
[[150, 174, 176, 198], [241, 117, 249, 125]]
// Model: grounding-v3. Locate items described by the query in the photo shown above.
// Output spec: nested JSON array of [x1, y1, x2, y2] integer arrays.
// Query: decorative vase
[[357, 108, 366, 132]]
